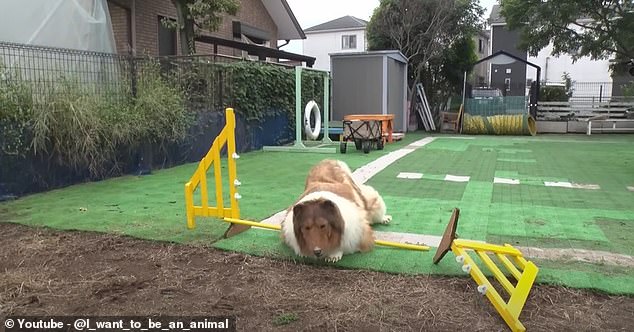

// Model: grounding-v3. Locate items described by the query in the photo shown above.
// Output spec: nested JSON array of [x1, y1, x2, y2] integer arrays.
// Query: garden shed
[[330, 50, 408, 133]]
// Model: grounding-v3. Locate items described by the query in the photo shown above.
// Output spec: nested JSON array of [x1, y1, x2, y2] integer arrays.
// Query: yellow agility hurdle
[[184, 108, 430, 251], [433, 209, 539, 332], [184, 108, 241, 229]]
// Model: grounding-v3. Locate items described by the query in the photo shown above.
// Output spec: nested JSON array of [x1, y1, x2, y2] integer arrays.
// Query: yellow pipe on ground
[[462, 113, 537, 136], [223, 217, 285, 231], [222, 217, 430, 251]]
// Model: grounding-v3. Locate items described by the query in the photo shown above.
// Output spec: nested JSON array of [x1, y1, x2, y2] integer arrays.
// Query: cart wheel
[[363, 140, 371, 154], [354, 139, 362, 150], [377, 139, 384, 150], [340, 142, 347, 154]]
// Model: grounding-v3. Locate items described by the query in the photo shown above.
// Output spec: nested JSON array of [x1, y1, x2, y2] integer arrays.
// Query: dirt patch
[[1, 222, 633, 331]]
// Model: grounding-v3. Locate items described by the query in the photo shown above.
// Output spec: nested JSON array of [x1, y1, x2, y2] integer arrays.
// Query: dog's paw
[[381, 215, 392, 224], [325, 253, 343, 263]]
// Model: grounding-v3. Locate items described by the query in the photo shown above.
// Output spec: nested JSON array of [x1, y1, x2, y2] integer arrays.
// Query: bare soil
[[1, 222, 633, 331]]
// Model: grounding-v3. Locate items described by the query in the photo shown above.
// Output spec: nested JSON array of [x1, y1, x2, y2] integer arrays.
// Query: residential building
[[302, 15, 368, 71], [487, 5, 528, 97], [473, 30, 490, 85], [487, 4, 632, 99], [106, 0, 307, 62]]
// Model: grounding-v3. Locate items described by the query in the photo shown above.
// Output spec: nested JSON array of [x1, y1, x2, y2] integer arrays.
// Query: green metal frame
[[263, 66, 338, 153]]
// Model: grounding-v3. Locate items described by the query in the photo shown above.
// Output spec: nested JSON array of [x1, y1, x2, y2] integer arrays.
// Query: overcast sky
[[281, 0, 498, 53]]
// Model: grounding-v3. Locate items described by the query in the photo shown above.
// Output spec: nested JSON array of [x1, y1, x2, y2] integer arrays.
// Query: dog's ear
[[292, 203, 306, 223], [319, 199, 345, 233], [292, 202, 307, 250]]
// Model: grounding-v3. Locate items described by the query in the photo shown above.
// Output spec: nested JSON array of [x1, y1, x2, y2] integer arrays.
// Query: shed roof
[[329, 50, 408, 64]]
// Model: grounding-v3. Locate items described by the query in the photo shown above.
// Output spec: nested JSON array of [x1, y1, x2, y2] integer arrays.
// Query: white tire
[[303, 100, 321, 140]]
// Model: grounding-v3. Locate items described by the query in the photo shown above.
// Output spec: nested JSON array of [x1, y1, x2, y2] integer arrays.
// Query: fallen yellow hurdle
[[433, 208, 539, 332]]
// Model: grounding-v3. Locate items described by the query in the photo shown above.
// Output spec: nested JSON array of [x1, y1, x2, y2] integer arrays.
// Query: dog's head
[[292, 198, 344, 258]]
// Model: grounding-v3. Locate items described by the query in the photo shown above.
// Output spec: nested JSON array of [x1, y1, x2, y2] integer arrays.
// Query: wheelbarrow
[[340, 119, 384, 154]]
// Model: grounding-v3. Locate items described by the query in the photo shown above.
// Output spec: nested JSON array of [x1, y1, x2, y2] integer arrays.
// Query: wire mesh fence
[[0, 41, 131, 104], [0, 41, 306, 111]]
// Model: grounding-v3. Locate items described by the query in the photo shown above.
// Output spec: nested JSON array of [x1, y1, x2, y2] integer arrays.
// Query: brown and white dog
[[280, 159, 391, 262]]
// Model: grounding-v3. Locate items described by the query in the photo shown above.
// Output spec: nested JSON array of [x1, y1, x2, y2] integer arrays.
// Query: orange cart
[[343, 114, 394, 143], [340, 119, 383, 154]]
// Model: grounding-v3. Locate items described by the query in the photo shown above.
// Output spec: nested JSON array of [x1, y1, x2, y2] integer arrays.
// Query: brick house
[[106, 0, 306, 62]]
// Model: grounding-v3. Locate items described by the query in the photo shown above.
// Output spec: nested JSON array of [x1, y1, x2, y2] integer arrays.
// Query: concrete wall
[[537, 120, 634, 134], [302, 28, 366, 71]]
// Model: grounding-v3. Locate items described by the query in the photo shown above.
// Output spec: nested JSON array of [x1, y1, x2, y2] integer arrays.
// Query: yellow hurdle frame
[[433, 208, 538, 332], [452, 239, 538, 332], [185, 108, 240, 229]]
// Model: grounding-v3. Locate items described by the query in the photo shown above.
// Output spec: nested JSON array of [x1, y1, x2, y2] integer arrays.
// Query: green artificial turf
[[2, 132, 634, 295], [212, 134, 634, 295]]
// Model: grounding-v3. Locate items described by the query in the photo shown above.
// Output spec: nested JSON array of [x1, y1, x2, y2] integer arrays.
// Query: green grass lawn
[[2, 132, 634, 295]]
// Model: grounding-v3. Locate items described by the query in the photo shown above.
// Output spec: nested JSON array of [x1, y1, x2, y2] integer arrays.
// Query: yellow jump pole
[[222, 217, 430, 251]]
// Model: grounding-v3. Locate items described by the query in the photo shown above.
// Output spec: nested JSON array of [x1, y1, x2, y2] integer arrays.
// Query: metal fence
[[0, 41, 303, 110], [0, 41, 131, 103]]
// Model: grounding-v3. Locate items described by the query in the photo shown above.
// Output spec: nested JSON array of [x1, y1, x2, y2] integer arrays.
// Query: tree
[[166, 0, 240, 55], [438, 37, 479, 92], [500, 0, 634, 62], [366, 0, 483, 104]]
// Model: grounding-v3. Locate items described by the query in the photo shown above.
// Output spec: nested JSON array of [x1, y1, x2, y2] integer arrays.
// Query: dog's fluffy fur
[[280, 159, 391, 262]]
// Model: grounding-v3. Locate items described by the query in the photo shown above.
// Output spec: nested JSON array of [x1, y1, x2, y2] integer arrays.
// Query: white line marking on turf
[[571, 183, 601, 190], [374, 231, 445, 248], [351, 148, 416, 184], [544, 181, 600, 190], [494, 177, 520, 185], [373, 231, 634, 267], [544, 181, 573, 188], [516, 246, 634, 268], [374, 231, 634, 267], [408, 137, 437, 147], [397, 172, 423, 179], [444, 174, 470, 182]]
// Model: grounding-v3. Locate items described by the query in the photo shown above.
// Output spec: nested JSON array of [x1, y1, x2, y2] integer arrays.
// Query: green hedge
[[539, 85, 571, 102]]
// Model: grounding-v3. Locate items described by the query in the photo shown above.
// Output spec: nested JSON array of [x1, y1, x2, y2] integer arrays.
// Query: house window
[[478, 39, 483, 53], [158, 16, 177, 56], [506, 68, 512, 74], [504, 78, 511, 91], [342, 35, 357, 49]]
